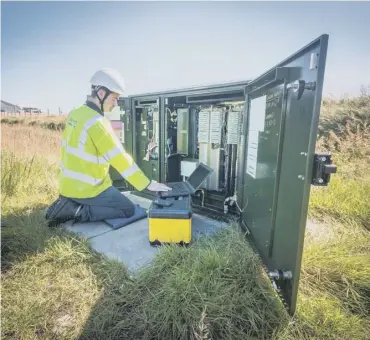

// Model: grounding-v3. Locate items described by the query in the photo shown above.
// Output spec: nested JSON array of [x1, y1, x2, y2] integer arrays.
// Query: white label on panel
[[210, 110, 222, 144], [198, 110, 210, 143], [245, 95, 266, 178], [153, 110, 159, 121], [310, 52, 318, 70], [227, 110, 241, 144], [249, 96, 266, 132], [246, 130, 259, 179], [155, 121, 159, 144]]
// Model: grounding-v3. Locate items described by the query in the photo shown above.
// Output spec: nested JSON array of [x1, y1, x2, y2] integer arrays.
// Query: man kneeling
[[45, 68, 171, 226]]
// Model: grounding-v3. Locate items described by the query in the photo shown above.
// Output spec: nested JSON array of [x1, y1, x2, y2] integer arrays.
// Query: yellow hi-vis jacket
[[59, 102, 150, 198]]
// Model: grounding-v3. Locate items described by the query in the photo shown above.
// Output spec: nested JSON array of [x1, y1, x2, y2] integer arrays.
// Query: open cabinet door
[[132, 97, 161, 185], [237, 34, 335, 314], [108, 97, 134, 190]]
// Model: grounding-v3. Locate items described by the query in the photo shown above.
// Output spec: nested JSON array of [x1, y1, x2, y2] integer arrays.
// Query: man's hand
[[147, 181, 172, 192]]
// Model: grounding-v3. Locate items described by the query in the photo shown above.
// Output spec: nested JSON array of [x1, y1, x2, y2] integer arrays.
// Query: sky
[[1, 1, 370, 113]]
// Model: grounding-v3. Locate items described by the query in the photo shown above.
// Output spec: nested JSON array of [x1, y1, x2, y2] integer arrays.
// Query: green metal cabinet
[[110, 34, 335, 314]]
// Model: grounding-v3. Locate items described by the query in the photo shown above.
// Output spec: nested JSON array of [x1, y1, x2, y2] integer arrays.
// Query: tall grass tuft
[[283, 219, 370, 340], [1, 227, 129, 339], [1, 150, 59, 216]]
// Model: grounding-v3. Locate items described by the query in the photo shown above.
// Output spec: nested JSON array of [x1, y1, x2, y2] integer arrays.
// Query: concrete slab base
[[62, 192, 228, 272]]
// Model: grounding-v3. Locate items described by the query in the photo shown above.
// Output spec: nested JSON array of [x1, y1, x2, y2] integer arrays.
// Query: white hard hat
[[90, 68, 125, 95]]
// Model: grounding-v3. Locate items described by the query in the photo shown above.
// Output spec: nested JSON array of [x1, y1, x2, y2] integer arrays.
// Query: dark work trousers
[[68, 186, 135, 222]]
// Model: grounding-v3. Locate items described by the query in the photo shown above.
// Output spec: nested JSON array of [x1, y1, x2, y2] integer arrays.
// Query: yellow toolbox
[[148, 196, 192, 246]]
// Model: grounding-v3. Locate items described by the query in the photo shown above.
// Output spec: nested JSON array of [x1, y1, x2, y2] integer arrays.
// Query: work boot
[[45, 196, 82, 227]]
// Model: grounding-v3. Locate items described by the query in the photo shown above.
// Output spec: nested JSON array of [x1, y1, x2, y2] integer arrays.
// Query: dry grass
[[309, 91, 370, 227], [1, 91, 370, 339], [1, 115, 66, 132], [1, 123, 61, 214], [1, 123, 62, 163], [319, 86, 370, 137], [2, 222, 129, 339], [295, 89, 370, 339]]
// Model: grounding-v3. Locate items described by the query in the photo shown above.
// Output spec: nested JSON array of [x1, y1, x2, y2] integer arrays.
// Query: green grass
[[297, 90, 370, 339], [1, 92, 370, 339], [291, 219, 370, 339], [80, 227, 288, 340], [2, 220, 129, 339], [1, 151, 59, 215], [309, 91, 370, 228]]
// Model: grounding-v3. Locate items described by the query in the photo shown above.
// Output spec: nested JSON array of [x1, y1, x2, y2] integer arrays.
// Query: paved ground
[[62, 192, 228, 272]]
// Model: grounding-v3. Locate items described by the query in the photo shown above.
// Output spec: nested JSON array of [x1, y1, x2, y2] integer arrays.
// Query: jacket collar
[[85, 97, 103, 116]]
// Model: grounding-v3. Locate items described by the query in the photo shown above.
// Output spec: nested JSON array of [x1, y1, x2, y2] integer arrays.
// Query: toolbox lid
[[149, 197, 192, 219]]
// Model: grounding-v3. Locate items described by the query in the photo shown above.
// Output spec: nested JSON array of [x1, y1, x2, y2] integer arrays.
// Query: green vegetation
[[310, 92, 370, 227], [1, 92, 369, 339]]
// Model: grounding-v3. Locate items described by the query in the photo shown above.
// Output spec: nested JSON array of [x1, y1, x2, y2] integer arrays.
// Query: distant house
[[22, 107, 42, 114], [1, 100, 21, 113]]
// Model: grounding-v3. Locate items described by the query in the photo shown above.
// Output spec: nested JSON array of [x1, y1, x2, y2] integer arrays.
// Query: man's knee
[[122, 199, 135, 218]]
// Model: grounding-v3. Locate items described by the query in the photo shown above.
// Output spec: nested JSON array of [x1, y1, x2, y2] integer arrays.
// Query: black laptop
[[159, 162, 213, 198]]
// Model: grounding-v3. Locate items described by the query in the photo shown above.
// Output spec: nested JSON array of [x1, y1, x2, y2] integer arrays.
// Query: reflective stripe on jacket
[[59, 103, 150, 198]]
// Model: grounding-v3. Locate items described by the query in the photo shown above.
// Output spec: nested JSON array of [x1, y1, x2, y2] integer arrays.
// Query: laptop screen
[[187, 162, 213, 189]]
